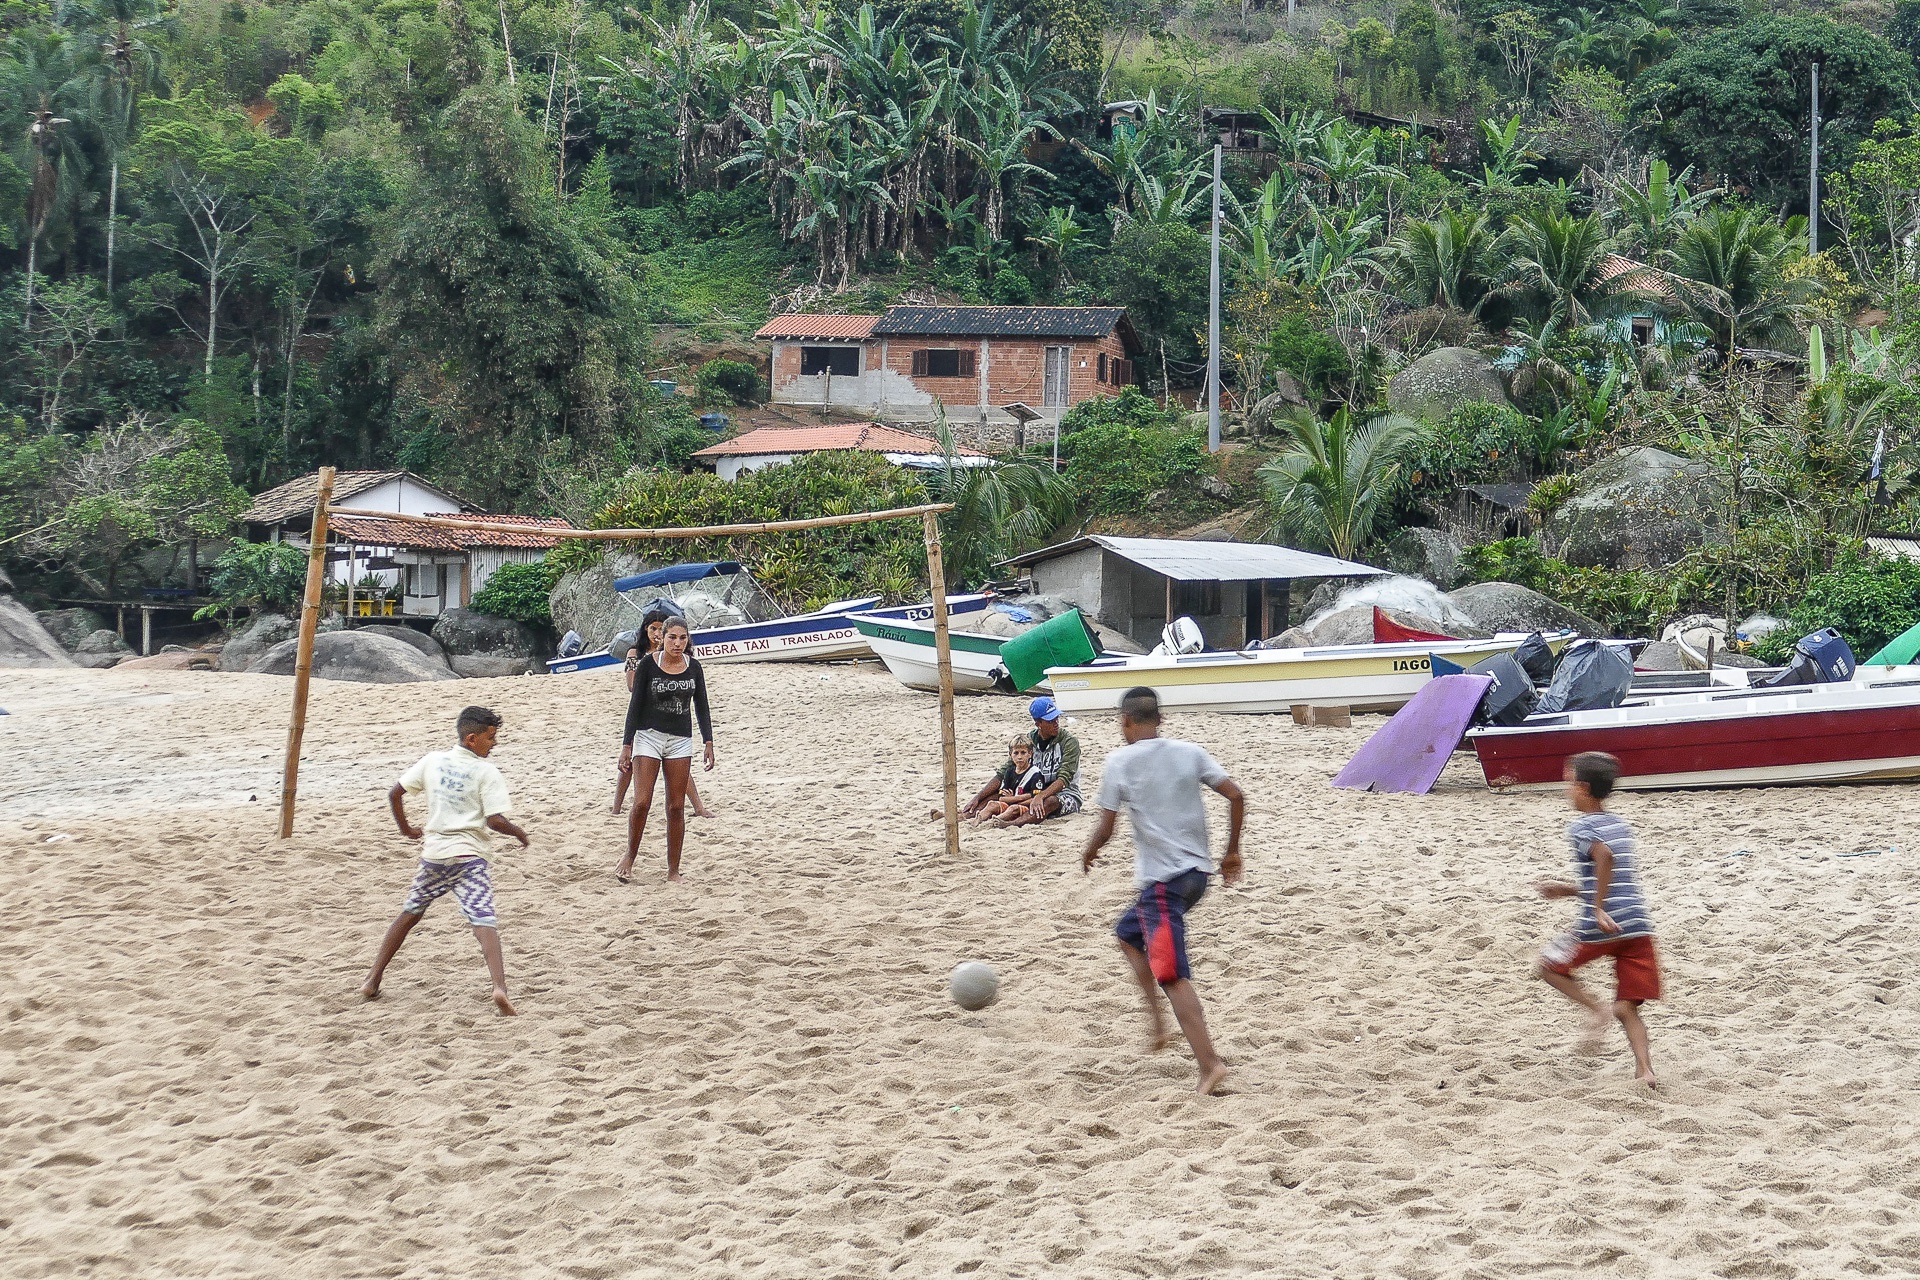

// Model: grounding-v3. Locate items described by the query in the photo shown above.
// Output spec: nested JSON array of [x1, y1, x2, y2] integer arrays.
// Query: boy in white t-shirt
[[1083, 687, 1246, 1096], [361, 706, 530, 1016]]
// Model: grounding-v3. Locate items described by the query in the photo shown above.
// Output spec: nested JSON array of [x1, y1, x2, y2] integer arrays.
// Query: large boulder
[[1551, 446, 1727, 569], [114, 650, 217, 672], [356, 624, 448, 662], [1307, 604, 1474, 646], [247, 630, 459, 683], [0, 596, 76, 668], [449, 655, 543, 678], [1304, 575, 1484, 636], [1446, 582, 1605, 637], [1384, 527, 1465, 590], [73, 629, 134, 669], [1387, 347, 1509, 422], [432, 607, 543, 660], [219, 613, 299, 672], [36, 607, 109, 652]]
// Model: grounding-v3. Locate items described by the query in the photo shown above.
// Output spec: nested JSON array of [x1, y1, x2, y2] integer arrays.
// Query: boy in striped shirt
[[1533, 751, 1661, 1087]]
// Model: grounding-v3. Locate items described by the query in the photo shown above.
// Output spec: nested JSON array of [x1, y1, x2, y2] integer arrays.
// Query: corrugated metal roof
[[753, 313, 880, 340], [999, 535, 1384, 581], [1868, 536, 1920, 563], [330, 513, 568, 551], [872, 306, 1127, 340], [691, 423, 983, 459]]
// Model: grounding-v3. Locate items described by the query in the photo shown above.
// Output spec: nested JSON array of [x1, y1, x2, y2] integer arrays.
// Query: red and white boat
[[1469, 670, 1920, 791]]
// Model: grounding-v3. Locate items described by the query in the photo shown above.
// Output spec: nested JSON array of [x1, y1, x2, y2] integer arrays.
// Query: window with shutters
[[914, 348, 972, 378], [1098, 353, 1109, 382]]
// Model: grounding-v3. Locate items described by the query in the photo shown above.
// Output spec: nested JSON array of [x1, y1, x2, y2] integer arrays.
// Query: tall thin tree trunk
[[499, 0, 517, 84], [106, 160, 119, 293], [22, 235, 35, 332], [204, 265, 218, 379]]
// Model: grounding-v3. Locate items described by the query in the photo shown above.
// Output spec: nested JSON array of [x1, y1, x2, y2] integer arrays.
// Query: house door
[[1042, 346, 1070, 407]]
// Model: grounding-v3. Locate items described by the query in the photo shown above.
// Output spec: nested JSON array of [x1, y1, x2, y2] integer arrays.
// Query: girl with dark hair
[[617, 616, 715, 882], [612, 614, 715, 818]]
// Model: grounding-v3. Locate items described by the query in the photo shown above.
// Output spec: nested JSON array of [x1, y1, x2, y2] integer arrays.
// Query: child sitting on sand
[[940, 736, 1044, 825], [1532, 750, 1661, 1087], [362, 705, 530, 1016]]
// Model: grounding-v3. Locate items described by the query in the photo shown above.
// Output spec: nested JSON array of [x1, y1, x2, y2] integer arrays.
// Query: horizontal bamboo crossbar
[[324, 502, 955, 540]]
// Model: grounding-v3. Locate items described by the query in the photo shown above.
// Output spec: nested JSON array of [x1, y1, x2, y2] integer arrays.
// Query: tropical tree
[[1259, 409, 1420, 559], [923, 417, 1076, 587], [1383, 208, 1496, 313], [1499, 209, 1618, 328], [1602, 159, 1718, 258], [1664, 209, 1820, 352]]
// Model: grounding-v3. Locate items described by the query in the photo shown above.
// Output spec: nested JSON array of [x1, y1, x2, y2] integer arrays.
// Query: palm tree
[[82, 2, 159, 294], [1258, 409, 1420, 560], [1383, 208, 1496, 313], [1602, 159, 1718, 257], [924, 417, 1077, 587], [1664, 209, 1819, 352], [1498, 209, 1617, 328]]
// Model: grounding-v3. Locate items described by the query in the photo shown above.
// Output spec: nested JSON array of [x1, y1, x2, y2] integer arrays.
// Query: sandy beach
[[4, 659, 1920, 1279]]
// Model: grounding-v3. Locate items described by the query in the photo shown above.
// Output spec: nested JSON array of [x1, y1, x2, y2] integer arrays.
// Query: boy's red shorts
[[1540, 934, 1662, 1002]]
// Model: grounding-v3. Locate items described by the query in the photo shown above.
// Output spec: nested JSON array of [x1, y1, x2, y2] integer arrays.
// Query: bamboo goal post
[[278, 466, 335, 840], [277, 496, 965, 856]]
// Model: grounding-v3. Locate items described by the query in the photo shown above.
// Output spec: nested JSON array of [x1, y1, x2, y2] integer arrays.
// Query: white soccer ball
[[948, 961, 999, 1011]]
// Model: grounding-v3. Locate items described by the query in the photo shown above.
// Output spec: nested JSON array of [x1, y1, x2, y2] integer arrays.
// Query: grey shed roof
[[999, 535, 1384, 582], [872, 306, 1136, 345]]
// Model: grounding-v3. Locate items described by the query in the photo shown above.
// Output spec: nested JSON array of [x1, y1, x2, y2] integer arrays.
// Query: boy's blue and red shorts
[[1114, 869, 1209, 984]]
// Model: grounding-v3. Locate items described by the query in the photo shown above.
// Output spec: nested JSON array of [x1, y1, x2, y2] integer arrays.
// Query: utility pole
[[1207, 143, 1223, 454], [1809, 59, 1820, 256]]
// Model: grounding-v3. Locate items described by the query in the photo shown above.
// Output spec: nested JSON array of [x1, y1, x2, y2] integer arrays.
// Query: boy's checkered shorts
[[401, 858, 497, 927]]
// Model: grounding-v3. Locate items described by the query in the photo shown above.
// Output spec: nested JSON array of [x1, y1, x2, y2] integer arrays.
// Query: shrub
[[990, 267, 1035, 305], [1059, 389, 1210, 516], [1406, 401, 1532, 494], [470, 560, 561, 626], [1755, 550, 1920, 661], [196, 541, 310, 619], [694, 359, 763, 407]]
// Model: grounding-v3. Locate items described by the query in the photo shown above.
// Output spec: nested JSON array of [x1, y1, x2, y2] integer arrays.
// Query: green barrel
[[999, 608, 1100, 693]]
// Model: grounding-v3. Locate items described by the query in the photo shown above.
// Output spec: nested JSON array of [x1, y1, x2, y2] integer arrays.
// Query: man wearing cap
[[1013, 696, 1082, 822]]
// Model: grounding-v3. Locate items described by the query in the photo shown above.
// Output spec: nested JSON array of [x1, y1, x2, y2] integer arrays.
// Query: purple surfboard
[[1331, 674, 1494, 795]]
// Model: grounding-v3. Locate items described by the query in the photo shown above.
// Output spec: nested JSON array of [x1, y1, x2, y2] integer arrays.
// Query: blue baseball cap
[[1028, 696, 1061, 722]]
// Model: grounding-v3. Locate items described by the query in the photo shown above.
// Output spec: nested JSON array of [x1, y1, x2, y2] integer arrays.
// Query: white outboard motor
[[1149, 616, 1205, 658]]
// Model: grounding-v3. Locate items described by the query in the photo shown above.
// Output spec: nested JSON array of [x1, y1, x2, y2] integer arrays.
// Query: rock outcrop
[[431, 608, 544, 662], [1445, 582, 1606, 637], [1387, 347, 1509, 421], [1384, 528, 1465, 590], [247, 631, 460, 683], [356, 624, 449, 662], [36, 607, 109, 652], [73, 629, 134, 669], [219, 613, 299, 672], [1307, 604, 1477, 646], [0, 596, 76, 668], [1551, 446, 1726, 569]]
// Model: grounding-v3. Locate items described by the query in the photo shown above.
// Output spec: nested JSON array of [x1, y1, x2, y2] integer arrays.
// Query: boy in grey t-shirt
[[1083, 687, 1246, 1096]]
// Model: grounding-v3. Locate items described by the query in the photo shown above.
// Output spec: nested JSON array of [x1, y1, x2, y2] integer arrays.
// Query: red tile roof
[[754, 313, 880, 340], [1597, 254, 1676, 301], [691, 423, 984, 460], [330, 513, 570, 552]]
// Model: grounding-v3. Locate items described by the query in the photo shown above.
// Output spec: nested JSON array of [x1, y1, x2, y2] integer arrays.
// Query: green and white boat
[[850, 612, 1011, 692]]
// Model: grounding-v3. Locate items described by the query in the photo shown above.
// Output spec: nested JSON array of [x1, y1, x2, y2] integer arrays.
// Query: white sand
[[4, 661, 1920, 1278]]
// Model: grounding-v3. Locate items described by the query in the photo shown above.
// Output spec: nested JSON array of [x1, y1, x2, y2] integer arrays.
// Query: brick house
[[757, 305, 1143, 427]]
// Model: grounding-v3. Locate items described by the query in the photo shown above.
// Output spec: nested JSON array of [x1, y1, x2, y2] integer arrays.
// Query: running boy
[[362, 705, 530, 1016], [1533, 750, 1661, 1087], [1082, 687, 1246, 1096]]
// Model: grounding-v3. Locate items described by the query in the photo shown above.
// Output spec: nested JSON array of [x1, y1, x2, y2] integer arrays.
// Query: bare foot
[[610, 802, 625, 815], [361, 981, 381, 1001], [693, 807, 717, 819], [1636, 1069, 1658, 1090], [614, 857, 634, 884], [492, 989, 518, 1017], [1148, 1031, 1172, 1052], [1196, 1062, 1230, 1096], [667, 870, 683, 882]]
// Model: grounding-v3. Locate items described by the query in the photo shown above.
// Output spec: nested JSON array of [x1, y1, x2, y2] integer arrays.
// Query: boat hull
[[1044, 635, 1562, 715], [1471, 679, 1920, 790], [851, 615, 1007, 693], [547, 593, 991, 673]]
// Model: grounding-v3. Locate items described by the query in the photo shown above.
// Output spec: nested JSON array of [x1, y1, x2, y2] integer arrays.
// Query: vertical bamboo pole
[[279, 467, 335, 839], [923, 511, 960, 857]]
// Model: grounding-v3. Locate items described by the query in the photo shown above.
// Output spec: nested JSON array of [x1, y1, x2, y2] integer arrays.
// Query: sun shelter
[[997, 535, 1385, 650]]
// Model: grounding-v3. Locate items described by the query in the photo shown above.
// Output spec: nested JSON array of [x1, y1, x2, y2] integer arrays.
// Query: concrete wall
[[1027, 550, 1252, 649], [1031, 546, 1108, 622]]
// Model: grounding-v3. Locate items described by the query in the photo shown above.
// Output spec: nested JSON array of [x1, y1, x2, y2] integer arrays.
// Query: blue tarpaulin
[[613, 561, 745, 593]]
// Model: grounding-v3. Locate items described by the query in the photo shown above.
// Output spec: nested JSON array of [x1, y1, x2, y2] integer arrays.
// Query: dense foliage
[[469, 560, 562, 626]]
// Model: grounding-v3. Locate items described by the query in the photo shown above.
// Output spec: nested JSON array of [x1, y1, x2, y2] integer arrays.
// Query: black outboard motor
[[1535, 639, 1634, 714], [1510, 631, 1557, 685], [1468, 652, 1538, 725], [1755, 628, 1856, 689]]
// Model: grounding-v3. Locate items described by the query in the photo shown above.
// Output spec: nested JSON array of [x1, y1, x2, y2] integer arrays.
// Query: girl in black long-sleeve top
[[616, 617, 715, 883], [612, 618, 714, 819]]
